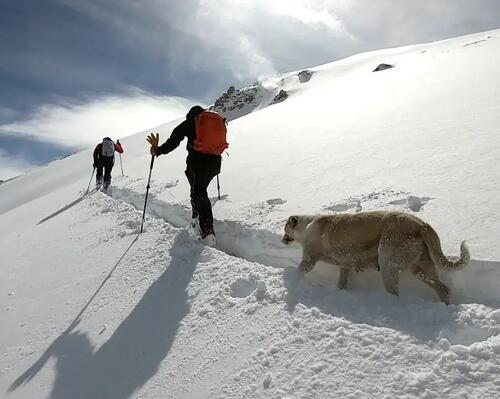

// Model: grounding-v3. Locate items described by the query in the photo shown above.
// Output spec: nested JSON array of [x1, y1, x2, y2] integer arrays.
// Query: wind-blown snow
[[1, 29, 500, 398]]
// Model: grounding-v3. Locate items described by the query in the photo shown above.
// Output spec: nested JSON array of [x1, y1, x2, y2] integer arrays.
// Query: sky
[[1, 0, 500, 180]]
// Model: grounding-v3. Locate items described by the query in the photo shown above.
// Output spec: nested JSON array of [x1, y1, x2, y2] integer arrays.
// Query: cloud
[[55, 0, 500, 87], [3, 0, 500, 117], [0, 107, 19, 123], [165, 0, 354, 80], [0, 148, 35, 181], [1, 92, 194, 148], [333, 0, 500, 49], [2, 0, 500, 159], [185, 0, 500, 77]]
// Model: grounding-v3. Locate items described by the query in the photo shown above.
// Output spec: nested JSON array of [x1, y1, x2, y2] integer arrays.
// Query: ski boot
[[200, 233, 216, 247]]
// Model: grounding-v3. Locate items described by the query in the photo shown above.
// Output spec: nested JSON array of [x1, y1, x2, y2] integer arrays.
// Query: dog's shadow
[[282, 258, 500, 344]]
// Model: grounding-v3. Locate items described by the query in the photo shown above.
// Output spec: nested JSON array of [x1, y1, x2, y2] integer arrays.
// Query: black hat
[[186, 105, 205, 119]]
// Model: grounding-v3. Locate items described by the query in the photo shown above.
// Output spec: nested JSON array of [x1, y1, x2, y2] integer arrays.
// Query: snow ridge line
[[107, 186, 301, 268]]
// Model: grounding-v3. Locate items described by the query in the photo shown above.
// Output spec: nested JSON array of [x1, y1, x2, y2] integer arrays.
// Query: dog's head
[[282, 215, 299, 245]]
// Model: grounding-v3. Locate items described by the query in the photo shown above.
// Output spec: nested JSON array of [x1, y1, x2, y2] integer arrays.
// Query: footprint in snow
[[230, 278, 266, 299], [120, 220, 139, 229], [463, 36, 492, 47], [389, 195, 432, 212], [326, 190, 432, 214], [230, 278, 257, 298], [406, 195, 430, 211], [117, 220, 141, 236], [210, 194, 229, 204], [163, 180, 179, 189], [325, 201, 362, 213], [266, 198, 287, 206]]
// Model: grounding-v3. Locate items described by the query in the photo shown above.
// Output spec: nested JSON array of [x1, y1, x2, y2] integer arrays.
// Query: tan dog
[[282, 211, 470, 304]]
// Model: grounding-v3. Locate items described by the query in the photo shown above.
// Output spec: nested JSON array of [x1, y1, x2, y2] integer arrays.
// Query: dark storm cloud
[[0, 0, 233, 121]]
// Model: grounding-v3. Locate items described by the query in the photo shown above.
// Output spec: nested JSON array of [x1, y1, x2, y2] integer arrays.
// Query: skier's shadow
[[37, 189, 97, 225], [9, 230, 202, 399]]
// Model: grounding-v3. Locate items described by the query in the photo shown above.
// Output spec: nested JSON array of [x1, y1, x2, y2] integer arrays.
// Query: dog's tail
[[421, 224, 470, 270]]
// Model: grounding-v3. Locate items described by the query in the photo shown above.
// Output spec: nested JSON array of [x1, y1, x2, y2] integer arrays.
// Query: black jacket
[[156, 111, 221, 173]]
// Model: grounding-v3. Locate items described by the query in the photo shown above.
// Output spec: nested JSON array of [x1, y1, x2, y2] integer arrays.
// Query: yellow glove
[[146, 133, 160, 156]]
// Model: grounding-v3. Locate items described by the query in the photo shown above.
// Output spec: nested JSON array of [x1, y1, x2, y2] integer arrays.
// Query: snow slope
[[1, 29, 500, 398]]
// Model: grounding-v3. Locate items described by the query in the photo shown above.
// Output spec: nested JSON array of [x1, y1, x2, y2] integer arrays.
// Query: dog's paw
[[299, 262, 314, 273]]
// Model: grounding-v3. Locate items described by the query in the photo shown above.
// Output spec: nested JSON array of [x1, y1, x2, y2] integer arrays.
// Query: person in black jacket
[[149, 106, 221, 245]]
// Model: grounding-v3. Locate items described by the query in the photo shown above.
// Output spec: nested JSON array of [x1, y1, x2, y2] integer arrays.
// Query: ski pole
[[140, 155, 155, 234], [86, 167, 96, 194], [119, 153, 124, 176], [216, 174, 221, 201]]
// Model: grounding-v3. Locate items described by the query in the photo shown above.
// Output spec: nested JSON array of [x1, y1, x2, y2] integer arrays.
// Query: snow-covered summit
[[1, 29, 500, 398]]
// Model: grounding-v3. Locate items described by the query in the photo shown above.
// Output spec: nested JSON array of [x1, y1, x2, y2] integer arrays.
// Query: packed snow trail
[[108, 185, 302, 268], [106, 181, 500, 308]]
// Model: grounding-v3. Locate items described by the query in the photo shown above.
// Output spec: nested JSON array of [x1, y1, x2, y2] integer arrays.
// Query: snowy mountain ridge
[[1, 29, 500, 398], [209, 69, 313, 121]]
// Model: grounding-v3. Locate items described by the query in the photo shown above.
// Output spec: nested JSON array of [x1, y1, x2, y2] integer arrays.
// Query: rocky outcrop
[[210, 73, 301, 120], [298, 70, 313, 83], [272, 90, 288, 104], [210, 85, 259, 118], [373, 63, 395, 72]]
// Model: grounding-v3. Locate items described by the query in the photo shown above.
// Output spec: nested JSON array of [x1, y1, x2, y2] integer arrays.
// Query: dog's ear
[[288, 215, 299, 228]]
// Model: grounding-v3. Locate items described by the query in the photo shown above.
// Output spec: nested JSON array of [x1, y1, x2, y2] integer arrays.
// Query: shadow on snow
[[9, 230, 202, 399], [282, 257, 500, 343], [37, 189, 97, 225]]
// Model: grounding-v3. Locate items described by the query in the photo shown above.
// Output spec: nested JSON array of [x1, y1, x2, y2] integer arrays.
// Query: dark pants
[[96, 156, 114, 186], [185, 167, 218, 237]]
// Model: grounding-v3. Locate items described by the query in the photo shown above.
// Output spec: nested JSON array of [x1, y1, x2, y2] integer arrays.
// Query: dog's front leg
[[299, 258, 315, 273], [338, 267, 351, 289], [298, 251, 317, 274]]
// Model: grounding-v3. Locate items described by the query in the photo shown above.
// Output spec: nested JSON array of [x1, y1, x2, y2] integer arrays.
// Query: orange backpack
[[194, 111, 228, 155]]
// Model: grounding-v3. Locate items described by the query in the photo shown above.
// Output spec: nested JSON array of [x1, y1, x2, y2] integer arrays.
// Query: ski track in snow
[[107, 184, 301, 268], [104, 181, 500, 309]]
